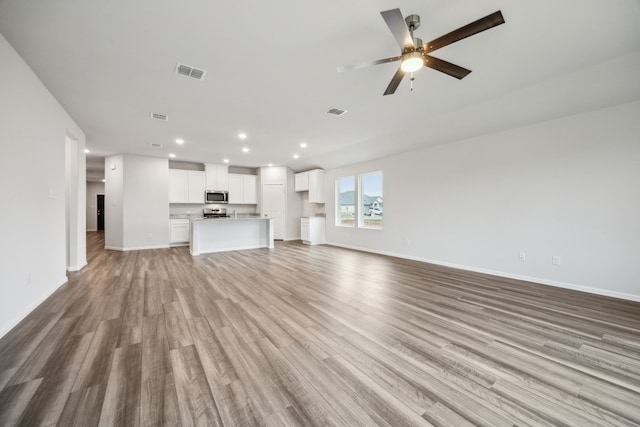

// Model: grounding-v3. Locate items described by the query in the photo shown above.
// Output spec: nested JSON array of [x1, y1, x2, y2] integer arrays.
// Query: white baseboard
[[67, 262, 87, 272], [86, 228, 97, 232], [104, 244, 170, 251], [327, 242, 640, 302], [0, 275, 68, 339]]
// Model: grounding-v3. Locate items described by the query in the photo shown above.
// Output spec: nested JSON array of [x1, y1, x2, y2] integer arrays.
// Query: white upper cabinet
[[228, 173, 242, 204], [294, 172, 309, 191], [169, 169, 205, 204], [205, 163, 229, 191], [244, 175, 257, 204], [228, 173, 257, 204], [187, 171, 205, 203], [308, 169, 325, 203], [169, 170, 188, 203], [295, 169, 324, 203]]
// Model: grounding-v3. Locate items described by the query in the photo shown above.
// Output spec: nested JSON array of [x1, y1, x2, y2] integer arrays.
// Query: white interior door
[[263, 184, 285, 240]]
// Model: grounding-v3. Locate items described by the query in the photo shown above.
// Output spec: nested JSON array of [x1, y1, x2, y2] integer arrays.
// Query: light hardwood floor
[[1, 231, 639, 426]]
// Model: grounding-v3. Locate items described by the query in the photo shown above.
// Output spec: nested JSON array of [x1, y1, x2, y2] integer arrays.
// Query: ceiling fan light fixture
[[400, 52, 423, 72]]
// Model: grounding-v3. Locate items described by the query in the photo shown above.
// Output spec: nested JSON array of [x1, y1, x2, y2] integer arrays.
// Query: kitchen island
[[190, 217, 274, 255]]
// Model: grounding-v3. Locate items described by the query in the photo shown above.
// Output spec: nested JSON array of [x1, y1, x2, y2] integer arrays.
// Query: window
[[336, 176, 355, 227], [359, 171, 383, 229]]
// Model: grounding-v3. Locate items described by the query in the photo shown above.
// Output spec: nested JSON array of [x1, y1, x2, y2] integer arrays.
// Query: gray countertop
[[170, 214, 202, 220], [172, 213, 263, 220], [191, 216, 268, 222]]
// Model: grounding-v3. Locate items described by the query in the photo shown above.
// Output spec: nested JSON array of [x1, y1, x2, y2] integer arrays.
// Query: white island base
[[190, 217, 274, 255]]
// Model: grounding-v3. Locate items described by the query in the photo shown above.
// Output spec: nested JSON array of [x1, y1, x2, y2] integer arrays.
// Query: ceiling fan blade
[[383, 67, 405, 96], [424, 11, 505, 53], [337, 56, 402, 73], [424, 55, 471, 79], [381, 8, 415, 49]]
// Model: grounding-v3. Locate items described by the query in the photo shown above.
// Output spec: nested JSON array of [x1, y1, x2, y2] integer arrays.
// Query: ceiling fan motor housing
[[405, 14, 420, 31]]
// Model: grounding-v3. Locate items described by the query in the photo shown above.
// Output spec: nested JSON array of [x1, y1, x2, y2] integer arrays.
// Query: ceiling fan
[[337, 8, 505, 95]]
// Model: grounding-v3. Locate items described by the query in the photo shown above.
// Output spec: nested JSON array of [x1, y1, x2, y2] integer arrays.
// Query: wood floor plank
[[252, 337, 345, 426], [0, 231, 639, 426], [163, 301, 194, 350], [0, 312, 64, 372], [58, 383, 106, 427], [279, 342, 386, 427], [170, 345, 223, 426], [71, 318, 121, 392], [0, 378, 42, 426], [323, 354, 434, 426], [98, 342, 142, 426], [14, 332, 94, 426], [188, 317, 238, 387], [215, 326, 292, 416]]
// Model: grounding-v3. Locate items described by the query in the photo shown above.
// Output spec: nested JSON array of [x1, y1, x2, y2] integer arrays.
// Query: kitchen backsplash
[[169, 204, 257, 216], [301, 192, 326, 218]]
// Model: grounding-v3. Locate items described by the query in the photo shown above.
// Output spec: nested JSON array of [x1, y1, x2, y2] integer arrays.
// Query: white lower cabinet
[[301, 217, 325, 245], [170, 219, 190, 244]]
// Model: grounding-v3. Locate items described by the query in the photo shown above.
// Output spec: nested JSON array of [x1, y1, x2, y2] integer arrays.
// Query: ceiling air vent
[[327, 107, 347, 116], [149, 143, 163, 148], [175, 63, 207, 80], [150, 112, 168, 121]]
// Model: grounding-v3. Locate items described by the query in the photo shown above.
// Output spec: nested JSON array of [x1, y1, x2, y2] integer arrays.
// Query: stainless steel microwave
[[205, 190, 229, 204]]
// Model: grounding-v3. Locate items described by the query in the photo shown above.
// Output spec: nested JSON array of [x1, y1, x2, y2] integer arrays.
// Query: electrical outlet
[[148, 233, 153, 239], [519, 252, 526, 261], [552, 255, 561, 265]]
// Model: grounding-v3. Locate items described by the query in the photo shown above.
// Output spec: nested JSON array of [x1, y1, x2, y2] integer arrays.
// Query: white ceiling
[[1, 0, 639, 179]]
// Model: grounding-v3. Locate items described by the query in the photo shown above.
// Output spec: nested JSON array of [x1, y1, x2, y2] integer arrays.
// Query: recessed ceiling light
[[300, 142, 307, 148], [169, 153, 176, 158], [238, 133, 247, 140], [223, 158, 229, 164], [293, 154, 299, 159], [242, 147, 249, 153], [84, 148, 90, 153], [268, 163, 273, 167], [101, 179, 105, 182], [175, 138, 184, 145]]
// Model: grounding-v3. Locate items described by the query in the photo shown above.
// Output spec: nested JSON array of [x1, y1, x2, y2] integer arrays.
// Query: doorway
[[262, 184, 285, 240], [97, 194, 104, 231]]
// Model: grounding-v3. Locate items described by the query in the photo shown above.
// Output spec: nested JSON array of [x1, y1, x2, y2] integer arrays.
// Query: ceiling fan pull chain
[[410, 72, 415, 91]]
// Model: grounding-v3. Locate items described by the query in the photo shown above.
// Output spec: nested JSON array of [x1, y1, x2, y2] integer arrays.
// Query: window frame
[[358, 171, 383, 230], [335, 176, 356, 228]]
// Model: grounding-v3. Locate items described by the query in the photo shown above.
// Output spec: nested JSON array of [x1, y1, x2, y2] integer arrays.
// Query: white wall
[[325, 101, 640, 301], [65, 135, 86, 271], [104, 155, 124, 249], [86, 181, 105, 231], [105, 154, 169, 250], [122, 155, 169, 249], [0, 33, 85, 336]]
